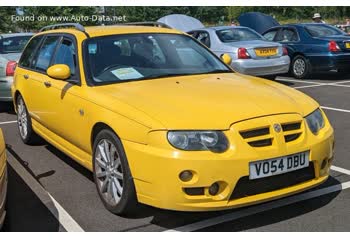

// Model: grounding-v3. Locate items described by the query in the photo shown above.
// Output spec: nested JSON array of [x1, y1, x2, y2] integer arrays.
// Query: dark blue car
[[239, 12, 350, 79]]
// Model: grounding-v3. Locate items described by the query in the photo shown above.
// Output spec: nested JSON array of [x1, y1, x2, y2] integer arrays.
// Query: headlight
[[305, 108, 325, 135], [167, 131, 229, 153]]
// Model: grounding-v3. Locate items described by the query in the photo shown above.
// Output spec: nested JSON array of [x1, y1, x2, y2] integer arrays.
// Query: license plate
[[255, 48, 278, 57], [249, 151, 309, 180], [345, 42, 350, 49]]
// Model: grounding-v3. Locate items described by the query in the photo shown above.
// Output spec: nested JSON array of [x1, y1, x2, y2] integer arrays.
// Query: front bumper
[[124, 113, 334, 211], [0, 76, 13, 102], [232, 55, 290, 76], [0, 164, 7, 229]]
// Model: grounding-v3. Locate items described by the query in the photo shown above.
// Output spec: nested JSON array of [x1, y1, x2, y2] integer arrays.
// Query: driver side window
[[52, 38, 77, 76]]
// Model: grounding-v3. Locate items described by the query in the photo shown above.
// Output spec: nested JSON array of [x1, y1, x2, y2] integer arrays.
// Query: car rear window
[[216, 28, 263, 42], [305, 25, 344, 37], [0, 35, 32, 54]]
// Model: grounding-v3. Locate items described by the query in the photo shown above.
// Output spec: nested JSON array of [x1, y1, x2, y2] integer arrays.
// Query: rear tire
[[92, 129, 139, 216], [16, 95, 39, 145], [291, 55, 310, 79]]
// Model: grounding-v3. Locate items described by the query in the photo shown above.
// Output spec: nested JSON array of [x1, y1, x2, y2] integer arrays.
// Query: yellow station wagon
[[12, 23, 334, 215]]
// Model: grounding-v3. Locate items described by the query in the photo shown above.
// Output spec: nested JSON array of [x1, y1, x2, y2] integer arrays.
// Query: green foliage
[[1, 6, 350, 33]]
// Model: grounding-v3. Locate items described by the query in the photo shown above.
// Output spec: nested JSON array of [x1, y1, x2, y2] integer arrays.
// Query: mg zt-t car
[[12, 23, 334, 215]]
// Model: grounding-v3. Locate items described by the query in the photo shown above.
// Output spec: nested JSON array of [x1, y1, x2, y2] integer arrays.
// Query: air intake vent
[[240, 127, 270, 139], [282, 122, 301, 131]]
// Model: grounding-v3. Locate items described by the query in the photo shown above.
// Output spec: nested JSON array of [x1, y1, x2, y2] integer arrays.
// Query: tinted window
[[19, 36, 43, 68], [276, 29, 299, 42], [52, 38, 77, 76], [305, 25, 344, 37], [0, 36, 32, 54], [85, 33, 230, 84], [216, 28, 263, 42], [33, 36, 60, 72], [263, 30, 278, 41]]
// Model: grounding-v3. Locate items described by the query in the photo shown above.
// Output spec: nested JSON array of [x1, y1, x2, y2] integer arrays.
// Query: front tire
[[16, 95, 39, 144], [92, 129, 138, 215], [291, 55, 310, 79]]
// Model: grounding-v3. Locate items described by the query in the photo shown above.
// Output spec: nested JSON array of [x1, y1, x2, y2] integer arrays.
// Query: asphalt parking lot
[[1, 73, 350, 232]]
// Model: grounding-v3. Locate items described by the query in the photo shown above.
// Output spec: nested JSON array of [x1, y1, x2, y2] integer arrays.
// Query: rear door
[[274, 27, 300, 55]]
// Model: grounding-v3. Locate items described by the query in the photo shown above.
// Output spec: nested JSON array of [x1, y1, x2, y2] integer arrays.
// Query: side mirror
[[47, 64, 71, 80], [221, 53, 232, 65]]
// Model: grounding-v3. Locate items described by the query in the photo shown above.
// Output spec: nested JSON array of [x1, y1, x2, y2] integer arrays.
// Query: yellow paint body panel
[[11, 26, 335, 211]]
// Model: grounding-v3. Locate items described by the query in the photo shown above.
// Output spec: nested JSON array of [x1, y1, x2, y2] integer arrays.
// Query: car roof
[[191, 26, 250, 31], [0, 33, 34, 38], [38, 25, 184, 38]]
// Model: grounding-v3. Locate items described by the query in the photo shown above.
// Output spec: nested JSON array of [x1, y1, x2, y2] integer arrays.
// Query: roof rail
[[39, 23, 85, 32], [122, 22, 172, 29]]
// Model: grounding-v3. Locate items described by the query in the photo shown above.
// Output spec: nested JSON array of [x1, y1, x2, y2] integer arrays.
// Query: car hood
[[238, 12, 280, 34], [158, 14, 205, 32], [94, 73, 319, 130]]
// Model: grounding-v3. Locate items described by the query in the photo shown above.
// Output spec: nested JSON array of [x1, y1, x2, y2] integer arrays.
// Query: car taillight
[[329, 41, 341, 52], [237, 48, 251, 59], [283, 47, 288, 56], [6, 61, 17, 76]]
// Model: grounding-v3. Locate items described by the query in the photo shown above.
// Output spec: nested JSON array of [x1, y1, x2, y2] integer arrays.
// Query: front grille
[[248, 138, 273, 147], [240, 127, 270, 139], [282, 122, 301, 131], [230, 162, 315, 200], [284, 133, 302, 142]]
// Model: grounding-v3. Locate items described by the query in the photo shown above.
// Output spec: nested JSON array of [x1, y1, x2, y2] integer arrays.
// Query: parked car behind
[[0, 33, 33, 101], [158, 14, 290, 78], [188, 26, 290, 78], [0, 128, 7, 229], [262, 24, 350, 78]]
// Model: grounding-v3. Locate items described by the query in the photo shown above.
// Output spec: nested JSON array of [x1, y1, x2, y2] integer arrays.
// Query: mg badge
[[273, 123, 282, 133]]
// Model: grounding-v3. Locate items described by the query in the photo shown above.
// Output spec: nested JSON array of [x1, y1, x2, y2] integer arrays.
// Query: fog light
[[179, 170, 193, 182], [209, 182, 220, 196]]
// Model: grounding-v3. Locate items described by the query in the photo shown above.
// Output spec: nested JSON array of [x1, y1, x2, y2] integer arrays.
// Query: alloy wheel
[[17, 97, 28, 140], [293, 58, 306, 77], [94, 139, 124, 206]]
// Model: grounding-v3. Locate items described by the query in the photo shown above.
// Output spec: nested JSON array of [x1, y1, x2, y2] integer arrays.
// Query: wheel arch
[[91, 122, 120, 149]]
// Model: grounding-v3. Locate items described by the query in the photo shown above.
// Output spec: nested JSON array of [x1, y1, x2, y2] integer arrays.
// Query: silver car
[[0, 33, 33, 101], [188, 26, 290, 77]]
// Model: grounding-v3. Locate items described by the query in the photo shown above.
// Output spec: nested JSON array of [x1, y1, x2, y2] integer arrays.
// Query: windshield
[[305, 25, 345, 37], [216, 28, 263, 42], [0, 35, 32, 54], [84, 33, 231, 84]]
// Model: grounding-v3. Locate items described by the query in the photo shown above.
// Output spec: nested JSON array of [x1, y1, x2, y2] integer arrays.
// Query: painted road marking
[[331, 166, 350, 176], [0, 120, 17, 125], [321, 106, 350, 113], [7, 154, 84, 232], [294, 84, 325, 89], [165, 180, 350, 232]]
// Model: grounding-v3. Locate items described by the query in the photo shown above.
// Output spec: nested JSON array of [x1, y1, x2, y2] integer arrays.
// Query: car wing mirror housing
[[221, 53, 232, 65], [47, 64, 71, 80]]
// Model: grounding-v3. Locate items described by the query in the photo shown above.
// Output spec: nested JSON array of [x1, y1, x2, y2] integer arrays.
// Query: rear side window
[[52, 38, 77, 76], [263, 30, 278, 41], [19, 36, 43, 68], [276, 29, 299, 42], [33, 36, 60, 72]]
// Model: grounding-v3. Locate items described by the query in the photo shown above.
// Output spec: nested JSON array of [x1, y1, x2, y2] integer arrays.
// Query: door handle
[[44, 81, 52, 87], [23, 74, 29, 79]]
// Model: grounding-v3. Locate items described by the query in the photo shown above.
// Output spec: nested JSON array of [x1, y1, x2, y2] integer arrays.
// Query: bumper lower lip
[[0, 77, 13, 101]]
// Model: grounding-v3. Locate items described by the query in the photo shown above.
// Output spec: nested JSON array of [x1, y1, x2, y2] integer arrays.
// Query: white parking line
[[331, 166, 350, 176], [0, 120, 17, 125], [294, 84, 325, 89], [165, 180, 350, 232], [321, 106, 350, 113], [7, 154, 84, 232]]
